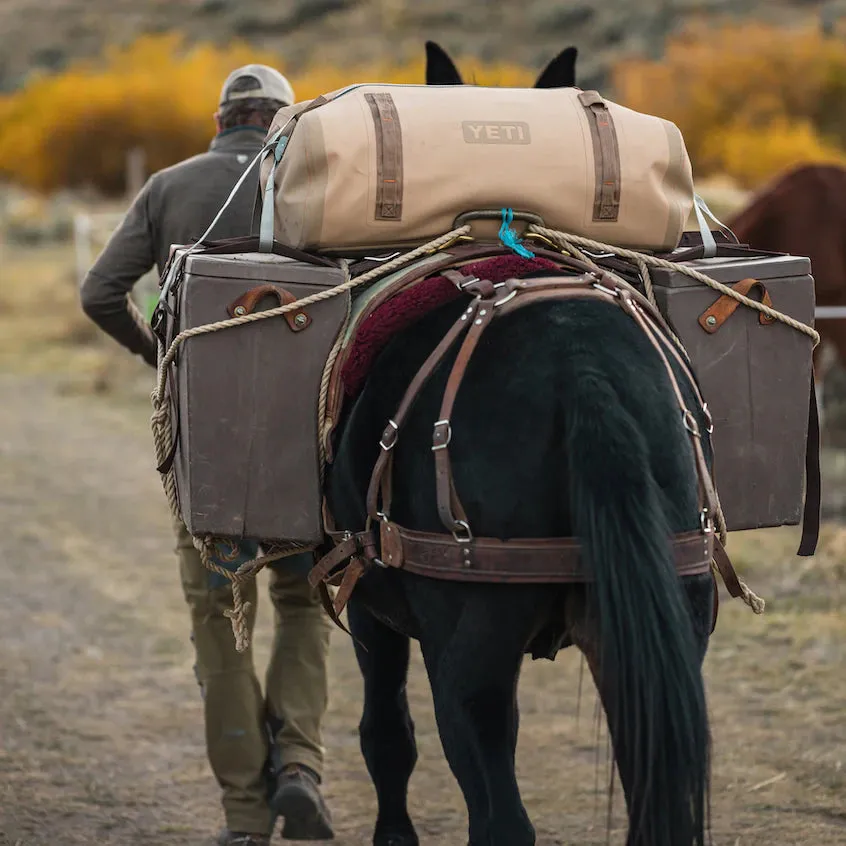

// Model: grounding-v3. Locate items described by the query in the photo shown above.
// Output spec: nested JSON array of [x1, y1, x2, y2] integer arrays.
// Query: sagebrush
[[0, 33, 534, 196], [614, 20, 846, 187]]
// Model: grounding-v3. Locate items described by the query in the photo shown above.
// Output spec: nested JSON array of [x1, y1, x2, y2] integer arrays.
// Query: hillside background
[[2, 0, 846, 94]]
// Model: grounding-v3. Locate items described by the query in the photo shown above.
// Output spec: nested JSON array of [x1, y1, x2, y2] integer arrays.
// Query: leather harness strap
[[378, 520, 714, 582], [712, 535, 744, 599], [313, 265, 745, 623], [365, 294, 484, 523], [617, 290, 720, 525], [432, 295, 497, 535]]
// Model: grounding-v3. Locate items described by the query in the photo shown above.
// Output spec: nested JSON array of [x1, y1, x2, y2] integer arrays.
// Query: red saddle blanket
[[340, 253, 561, 399]]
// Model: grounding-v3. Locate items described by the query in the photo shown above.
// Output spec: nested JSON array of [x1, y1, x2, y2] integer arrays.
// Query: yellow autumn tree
[[612, 20, 846, 187], [0, 33, 534, 196]]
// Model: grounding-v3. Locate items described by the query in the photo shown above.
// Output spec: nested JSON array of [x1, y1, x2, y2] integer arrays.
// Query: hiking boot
[[216, 829, 270, 846], [271, 764, 335, 841]]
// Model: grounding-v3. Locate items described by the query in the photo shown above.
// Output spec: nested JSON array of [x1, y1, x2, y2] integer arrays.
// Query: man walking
[[80, 65, 334, 845]]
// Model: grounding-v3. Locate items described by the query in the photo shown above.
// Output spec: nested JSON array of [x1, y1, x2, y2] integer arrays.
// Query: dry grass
[[0, 237, 155, 398]]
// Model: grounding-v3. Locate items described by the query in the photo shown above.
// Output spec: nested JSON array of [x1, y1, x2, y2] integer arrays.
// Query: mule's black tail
[[563, 366, 710, 846]]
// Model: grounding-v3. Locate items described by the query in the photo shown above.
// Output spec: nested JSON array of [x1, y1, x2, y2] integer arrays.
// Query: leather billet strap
[[712, 535, 745, 599], [308, 528, 375, 633], [307, 529, 377, 587]]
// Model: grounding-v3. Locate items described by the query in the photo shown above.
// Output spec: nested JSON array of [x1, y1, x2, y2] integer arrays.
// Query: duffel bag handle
[[692, 193, 740, 258], [156, 126, 290, 307], [259, 131, 290, 253], [259, 95, 332, 253], [454, 209, 546, 229]]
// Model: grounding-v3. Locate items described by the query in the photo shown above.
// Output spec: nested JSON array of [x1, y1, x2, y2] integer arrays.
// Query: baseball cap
[[219, 64, 295, 107]]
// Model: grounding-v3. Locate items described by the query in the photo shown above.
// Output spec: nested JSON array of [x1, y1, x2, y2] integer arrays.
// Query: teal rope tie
[[498, 207, 535, 259]]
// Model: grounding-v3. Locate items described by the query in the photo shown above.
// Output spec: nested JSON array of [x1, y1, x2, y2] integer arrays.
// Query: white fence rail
[[73, 210, 159, 319], [815, 307, 846, 320]]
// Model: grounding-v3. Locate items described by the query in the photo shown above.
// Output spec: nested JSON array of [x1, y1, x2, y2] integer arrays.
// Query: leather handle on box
[[226, 284, 312, 332], [698, 277, 776, 334]]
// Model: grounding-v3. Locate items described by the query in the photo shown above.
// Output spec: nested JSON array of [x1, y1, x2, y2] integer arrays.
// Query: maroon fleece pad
[[340, 253, 561, 399]]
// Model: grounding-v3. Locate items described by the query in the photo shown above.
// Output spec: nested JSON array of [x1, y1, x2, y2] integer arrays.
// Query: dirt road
[[1, 373, 844, 845]]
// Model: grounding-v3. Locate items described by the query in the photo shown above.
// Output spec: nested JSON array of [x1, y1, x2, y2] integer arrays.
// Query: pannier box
[[650, 252, 815, 532], [165, 249, 349, 543]]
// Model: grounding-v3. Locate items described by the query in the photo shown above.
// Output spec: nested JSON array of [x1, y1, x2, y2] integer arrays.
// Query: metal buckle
[[150, 304, 166, 334], [699, 508, 714, 535], [452, 520, 473, 544], [424, 233, 474, 254], [493, 289, 517, 308], [682, 409, 701, 438], [432, 419, 452, 451], [523, 232, 557, 248], [371, 518, 389, 567], [593, 281, 620, 298], [702, 402, 714, 434], [379, 419, 399, 451], [362, 251, 403, 262], [458, 275, 481, 290]]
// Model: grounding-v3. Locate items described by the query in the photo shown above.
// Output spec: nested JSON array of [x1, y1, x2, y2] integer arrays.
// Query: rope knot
[[739, 580, 766, 614], [498, 208, 535, 260]]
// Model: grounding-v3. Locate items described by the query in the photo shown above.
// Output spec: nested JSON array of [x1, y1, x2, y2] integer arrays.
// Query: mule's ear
[[534, 46, 578, 88], [425, 40, 464, 85]]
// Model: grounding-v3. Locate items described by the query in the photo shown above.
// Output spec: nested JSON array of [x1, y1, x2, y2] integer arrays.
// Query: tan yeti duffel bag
[[259, 83, 694, 254]]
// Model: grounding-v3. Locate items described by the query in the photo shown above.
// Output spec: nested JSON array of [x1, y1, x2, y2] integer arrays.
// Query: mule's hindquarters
[[327, 293, 715, 845]]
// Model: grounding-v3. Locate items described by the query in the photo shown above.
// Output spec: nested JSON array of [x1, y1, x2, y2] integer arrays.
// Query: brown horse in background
[[727, 163, 846, 392]]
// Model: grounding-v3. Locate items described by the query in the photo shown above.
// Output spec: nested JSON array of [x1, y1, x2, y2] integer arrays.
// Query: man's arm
[[80, 177, 159, 368]]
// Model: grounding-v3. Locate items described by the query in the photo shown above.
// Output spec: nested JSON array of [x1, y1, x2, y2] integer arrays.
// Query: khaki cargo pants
[[174, 516, 332, 835]]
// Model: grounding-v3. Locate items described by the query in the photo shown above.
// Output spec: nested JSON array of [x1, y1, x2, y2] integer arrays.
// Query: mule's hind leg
[[569, 575, 714, 846], [416, 587, 541, 846], [348, 598, 419, 846]]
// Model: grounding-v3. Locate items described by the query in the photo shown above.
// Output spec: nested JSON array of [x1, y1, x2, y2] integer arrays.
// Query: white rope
[[529, 226, 820, 346]]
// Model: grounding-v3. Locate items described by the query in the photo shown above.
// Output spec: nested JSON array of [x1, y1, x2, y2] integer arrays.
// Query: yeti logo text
[[462, 121, 531, 144]]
